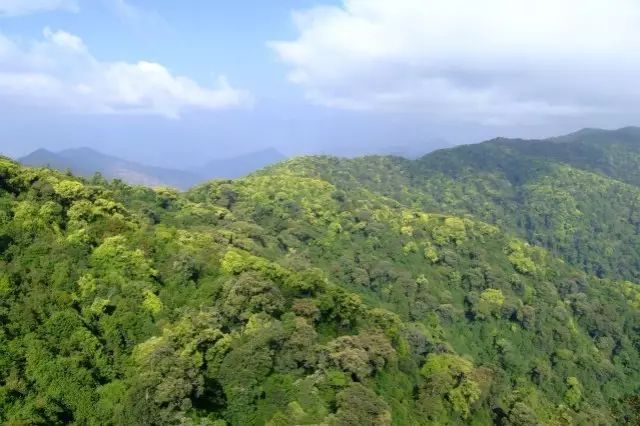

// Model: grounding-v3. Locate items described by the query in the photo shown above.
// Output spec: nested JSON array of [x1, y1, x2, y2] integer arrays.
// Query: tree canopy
[[0, 140, 639, 425]]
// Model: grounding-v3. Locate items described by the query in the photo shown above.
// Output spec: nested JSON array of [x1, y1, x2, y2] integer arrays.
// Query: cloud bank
[[0, 0, 77, 16], [0, 28, 252, 118], [271, 0, 640, 125]]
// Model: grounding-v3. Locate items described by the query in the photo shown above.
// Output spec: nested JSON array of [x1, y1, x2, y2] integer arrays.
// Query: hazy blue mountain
[[19, 147, 288, 189], [198, 148, 287, 179], [20, 148, 201, 189], [379, 138, 453, 159]]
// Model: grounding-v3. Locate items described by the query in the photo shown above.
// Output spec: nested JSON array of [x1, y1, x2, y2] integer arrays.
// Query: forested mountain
[[0, 135, 639, 425], [265, 127, 640, 282]]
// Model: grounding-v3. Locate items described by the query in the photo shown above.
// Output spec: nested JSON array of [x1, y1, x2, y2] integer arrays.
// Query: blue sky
[[0, 1, 320, 86], [1, 0, 639, 167]]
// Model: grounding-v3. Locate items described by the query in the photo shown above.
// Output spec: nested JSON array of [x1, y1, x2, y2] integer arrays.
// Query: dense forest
[[1, 128, 640, 424], [268, 127, 640, 281]]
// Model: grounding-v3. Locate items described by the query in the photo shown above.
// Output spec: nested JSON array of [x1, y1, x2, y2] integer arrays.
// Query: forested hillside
[[0, 146, 639, 425], [266, 127, 640, 282]]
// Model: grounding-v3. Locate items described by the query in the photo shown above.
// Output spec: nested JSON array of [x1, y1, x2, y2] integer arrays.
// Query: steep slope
[[0, 157, 638, 424], [264, 128, 640, 281], [497, 126, 640, 187]]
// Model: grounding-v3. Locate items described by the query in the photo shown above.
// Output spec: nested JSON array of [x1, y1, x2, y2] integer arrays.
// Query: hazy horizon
[[5, 122, 639, 170], [2, 1, 640, 168]]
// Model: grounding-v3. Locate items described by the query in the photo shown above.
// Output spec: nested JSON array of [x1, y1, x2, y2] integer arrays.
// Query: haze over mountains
[[2, 125, 640, 424], [196, 148, 287, 181], [15, 140, 455, 189], [19, 147, 287, 190], [17, 126, 638, 190]]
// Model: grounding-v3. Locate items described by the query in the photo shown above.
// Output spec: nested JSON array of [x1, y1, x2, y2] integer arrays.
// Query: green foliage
[[0, 148, 639, 425], [564, 376, 583, 410], [419, 353, 482, 420], [331, 383, 391, 425], [326, 332, 395, 380], [476, 288, 505, 319], [432, 217, 467, 246], [53, 179, 86, 200], [141, 289, 163, 315], [505, 240, 538, 276], [271, 133, 640, 282]]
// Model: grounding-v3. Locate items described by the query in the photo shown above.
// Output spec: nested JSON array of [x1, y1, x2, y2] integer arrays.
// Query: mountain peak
[[21, 148, 56, 159], [20, 148, 61, 167]]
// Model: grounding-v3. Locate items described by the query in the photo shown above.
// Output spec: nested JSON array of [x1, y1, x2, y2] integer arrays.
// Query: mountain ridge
[[19, 146, 287, 189], [260, 127, 640, 281]]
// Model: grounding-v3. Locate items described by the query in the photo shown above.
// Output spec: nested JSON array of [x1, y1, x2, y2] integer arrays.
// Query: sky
[[0, 0, 639, 167]]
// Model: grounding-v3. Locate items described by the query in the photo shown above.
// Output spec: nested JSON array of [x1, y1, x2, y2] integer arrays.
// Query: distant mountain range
[[197, 148, 287, 180], [379, 138, 454, 159], [19, 147, 287, 190]]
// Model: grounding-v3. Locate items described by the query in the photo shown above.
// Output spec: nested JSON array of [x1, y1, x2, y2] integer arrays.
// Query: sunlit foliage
[[0, 152, 638, 425]]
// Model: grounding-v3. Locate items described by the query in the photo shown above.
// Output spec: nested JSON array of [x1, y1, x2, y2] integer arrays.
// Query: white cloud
[[271, 0, 640, 125], [0, 0, 77, 16], [0, 28, 252, 118]]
